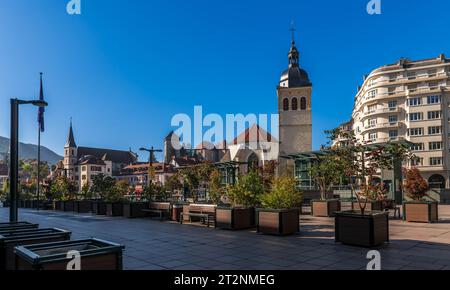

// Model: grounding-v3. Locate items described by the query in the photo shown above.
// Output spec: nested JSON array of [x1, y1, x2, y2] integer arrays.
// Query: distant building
[[165, 124, 278, 175], [116, 163, 175, 190], [63, 121, 138, 189], [350, 54, 450, 189]]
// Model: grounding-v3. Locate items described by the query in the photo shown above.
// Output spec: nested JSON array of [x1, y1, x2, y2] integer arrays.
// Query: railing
[[364, 107, 399, 116]]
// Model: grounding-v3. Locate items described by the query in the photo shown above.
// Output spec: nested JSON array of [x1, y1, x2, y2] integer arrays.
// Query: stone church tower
[[278, 37, 312, 174], [64, 120, 78, 180]]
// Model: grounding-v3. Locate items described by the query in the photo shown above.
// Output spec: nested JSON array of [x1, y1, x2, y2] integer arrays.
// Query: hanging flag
[[38, 72, 45, 132]]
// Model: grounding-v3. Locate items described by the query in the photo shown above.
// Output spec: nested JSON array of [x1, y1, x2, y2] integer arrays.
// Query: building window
[[430, 157, 443, 166], [428, 126, 442, 135], [71, 150, 74, 155], [409, 128, 423, 136], [388, 87, 396, 95], [411, 143, 424, 151], [368, 119, 377, 128], [389, 130, 398, 139], [300, 97, 307, 110], [407, 84, 417, 92], [389, 115, 398, 124], [82, 166, 87, 172], [283, 98, 289, 111], [367, 90, 377, 99], [429, 142, 443, 151], [427, 95, 441, 104], [408, 98, 422, 106], [91, 166, 102, 172], [369, 133, 378, 141], [81, 175, 87, 180], [428, 69, 437, 77], [411, 158, 423, 166], [388, 100, 397, 109], [429, 81, 439, 90], [367, 105, 377, 114], [292, 98, 298, 110], [409, 113, 423, 121], [428, 111, 442, 120], [407, 71, 416, 80]]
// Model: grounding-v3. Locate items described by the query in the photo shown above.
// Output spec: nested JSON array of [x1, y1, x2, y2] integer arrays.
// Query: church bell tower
[[278, 31, 313, 174]]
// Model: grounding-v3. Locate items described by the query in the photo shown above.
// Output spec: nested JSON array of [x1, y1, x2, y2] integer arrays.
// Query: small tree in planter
[[256, 177, 303, 235], [309, 152, 343, 217], [105, 180, 128, 217], [90, 174, 116, 215], [403, 168, 437, 223], [216, 170, 263, 230]]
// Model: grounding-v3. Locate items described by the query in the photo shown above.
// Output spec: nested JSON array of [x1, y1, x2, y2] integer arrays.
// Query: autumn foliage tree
[[403, 168, 429, 201]]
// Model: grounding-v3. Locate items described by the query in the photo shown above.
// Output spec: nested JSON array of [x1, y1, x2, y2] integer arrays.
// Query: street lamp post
[[139, 147, 162, 186], [9, 98, 48, 222]]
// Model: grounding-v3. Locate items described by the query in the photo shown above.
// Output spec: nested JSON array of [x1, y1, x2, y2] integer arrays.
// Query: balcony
[[363, 122, 403, 133], [364, 107, 399, 117]]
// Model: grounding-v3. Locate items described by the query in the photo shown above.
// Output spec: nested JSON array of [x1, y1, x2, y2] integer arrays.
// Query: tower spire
[[288, 21, 299, 68], [290, 20, 296, 45], [65, 118, 76, 148]]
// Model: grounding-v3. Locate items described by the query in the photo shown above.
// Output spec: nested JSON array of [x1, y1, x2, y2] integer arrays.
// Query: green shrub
[[227, 170, 263, 208], [259, 177, 303, 209]]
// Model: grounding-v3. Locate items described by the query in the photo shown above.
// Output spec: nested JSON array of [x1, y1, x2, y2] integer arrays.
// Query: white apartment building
[[352, 54, 450, 189]]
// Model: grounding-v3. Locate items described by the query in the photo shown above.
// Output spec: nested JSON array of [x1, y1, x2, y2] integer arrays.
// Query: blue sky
[[1, 0, 450, 161]]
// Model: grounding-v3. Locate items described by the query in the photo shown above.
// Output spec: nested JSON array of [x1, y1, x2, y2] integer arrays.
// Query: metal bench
[[180, 205, 216, 227], [142, 202, 171, 221]]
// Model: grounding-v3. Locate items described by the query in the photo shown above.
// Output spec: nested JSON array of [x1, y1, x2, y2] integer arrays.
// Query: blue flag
[[38, 73, 45, 132]]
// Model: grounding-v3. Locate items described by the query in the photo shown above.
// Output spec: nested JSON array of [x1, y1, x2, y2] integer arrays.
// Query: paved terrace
[[1, 206, 450, 270]]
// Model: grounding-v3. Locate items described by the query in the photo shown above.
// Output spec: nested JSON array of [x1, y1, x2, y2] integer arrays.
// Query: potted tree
[[74, 184, 94, 213], [334, 139, 412, 247], [309, 151, 342, 217], [90, 174, 115, 215], [105, 180, 128, 217], [216, 170, 263, 230], [403, 168, 438, 223], [256, 177, 303, 235], [123, 183, 154, 219], [50, 176, 74, 211], [164, 173, 184, 221]]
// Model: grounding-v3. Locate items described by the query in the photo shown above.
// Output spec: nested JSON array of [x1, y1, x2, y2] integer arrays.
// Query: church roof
[[77, 147, 137, 165], [230, 124, 278, 145]]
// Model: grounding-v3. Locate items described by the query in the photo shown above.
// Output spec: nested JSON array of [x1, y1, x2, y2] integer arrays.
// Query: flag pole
[[37, 124, 41, 211]]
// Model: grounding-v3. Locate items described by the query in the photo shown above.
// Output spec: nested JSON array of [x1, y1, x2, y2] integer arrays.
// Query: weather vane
[[290, 20, 296, 43]]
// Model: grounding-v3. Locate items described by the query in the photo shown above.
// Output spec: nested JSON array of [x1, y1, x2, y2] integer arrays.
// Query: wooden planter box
[[92, 201, 107, 215], [171, 204, 184, 222], [311, 199, 341, 217], [352, 200, 385, 211], [15, 238, 125, 270], [256, 208, 300, 236], [0, 222, 39, 233], [54, 201, 64, 211], [106, 202, 124, 217], [63, 201, 75, 212], [74, 200, 93, 213], [216, 207, 255, 230], [123, 202, 148, 218], [403, 201, 439, 223], [335, 211, 389, 247], [24, 200, 32, 208], [0, 228, 71, 270], [17, 200, 24, 208]]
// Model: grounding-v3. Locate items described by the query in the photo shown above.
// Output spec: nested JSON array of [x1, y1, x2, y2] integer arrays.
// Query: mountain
[[0, 136, 62, 165]]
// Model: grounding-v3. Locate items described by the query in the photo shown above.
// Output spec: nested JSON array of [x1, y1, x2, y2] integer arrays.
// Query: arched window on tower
[[283, 98, 289, 111], [300, 97, 307, 110], [292, 98, 298, 110]]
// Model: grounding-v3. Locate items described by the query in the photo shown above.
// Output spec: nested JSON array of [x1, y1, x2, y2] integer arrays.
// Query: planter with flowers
[[403, 168, 438, 223]]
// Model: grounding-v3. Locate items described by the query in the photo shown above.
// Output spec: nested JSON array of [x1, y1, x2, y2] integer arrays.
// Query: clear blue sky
[[1, 0, 450, 161]]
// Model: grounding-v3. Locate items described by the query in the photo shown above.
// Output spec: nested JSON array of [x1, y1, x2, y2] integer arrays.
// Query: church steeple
[[65, 119, 76, 148], [288, 22, 299, 68]]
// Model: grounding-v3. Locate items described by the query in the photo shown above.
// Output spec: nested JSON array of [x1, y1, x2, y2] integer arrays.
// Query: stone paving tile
[[2, 207, 450, 270]]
